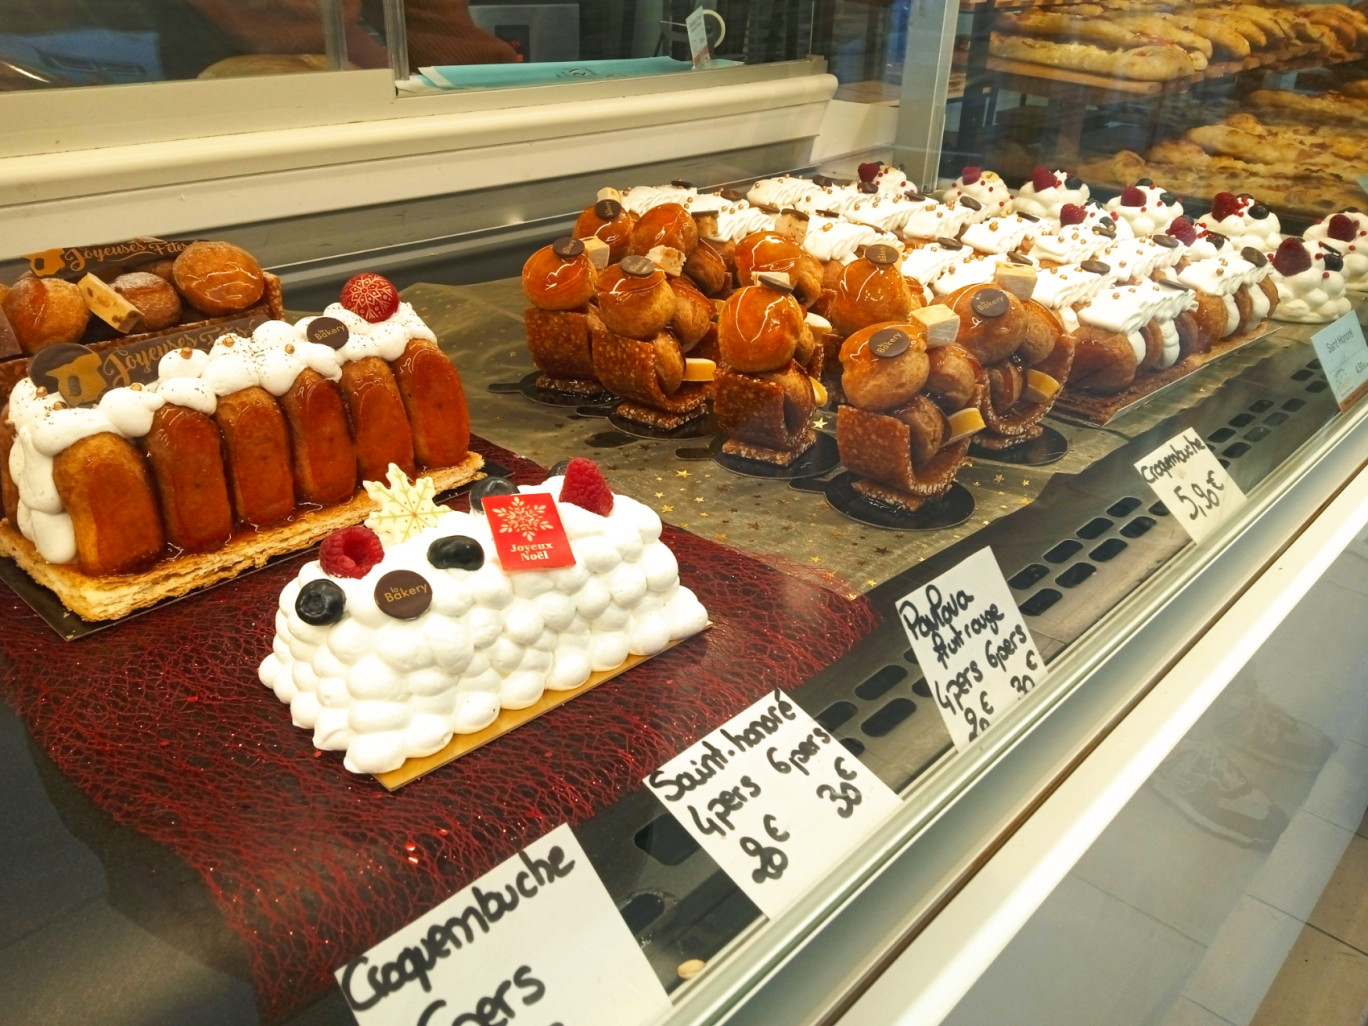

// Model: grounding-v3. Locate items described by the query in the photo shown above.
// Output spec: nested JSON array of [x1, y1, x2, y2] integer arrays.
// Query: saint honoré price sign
[[895, 547, 1046, 752], [336, 824, 669, 1026], [645, 689, 900, 919], [1134, 428, 1245, 544], [1310, 309, 1368, 412]]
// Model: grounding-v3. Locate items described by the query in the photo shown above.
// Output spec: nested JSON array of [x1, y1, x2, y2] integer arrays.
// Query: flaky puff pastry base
[[0, 452, 483, 622]]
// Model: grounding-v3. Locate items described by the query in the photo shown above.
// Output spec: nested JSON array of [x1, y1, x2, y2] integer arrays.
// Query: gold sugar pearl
[[35, 386, 47, 398], [222, 337, 234, 348], [284, 343, 295, 355], [130, 382, 143, 391], [51, 401, 66, 411], [180, 347, 194, 358]]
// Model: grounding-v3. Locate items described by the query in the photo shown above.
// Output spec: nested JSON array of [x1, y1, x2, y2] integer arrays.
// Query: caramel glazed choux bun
[[522, 236, 599, 311], [573, 198, 637, 263], [171, 240, 265, 317], [520, 237, 603, 394], [1, 275, 91, 354], [828, 243, 922, 339]]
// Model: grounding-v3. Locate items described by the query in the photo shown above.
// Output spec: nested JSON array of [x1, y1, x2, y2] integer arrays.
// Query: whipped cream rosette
[[1014, 167, 1090, 221], [858, 161, 911, 196], [1268, 238, 1352, 324], [1104, 184, 1185, 237], [620, 183, 698, 216], [1304, 212, 1368, 290], [1197, 192, 1283, 252]]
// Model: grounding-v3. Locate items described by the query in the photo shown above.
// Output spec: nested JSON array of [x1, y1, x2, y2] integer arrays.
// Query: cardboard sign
[[1134, 428, 1245, 544], [686, 7, 713, 67], [336, 823, 670, 1026], [24, 238, 192, 280], [645, 689, 899, 919], [1310, 309, 1368, 412], [481, 493, 577, 571], [894, 547, 1046, 752]]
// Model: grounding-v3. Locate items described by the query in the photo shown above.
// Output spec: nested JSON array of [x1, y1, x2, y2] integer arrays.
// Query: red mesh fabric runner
[[0, 437, 880, 1021]]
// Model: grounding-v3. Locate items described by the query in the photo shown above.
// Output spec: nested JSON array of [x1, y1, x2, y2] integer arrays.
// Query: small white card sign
[[894, 547, 1046, 751], [336, 823, 669, 1026], [685, 7, 713, 67], [645, 689, 899, 919], [1134, 428, 1245, 543], [1310, 309, 1368, 411]]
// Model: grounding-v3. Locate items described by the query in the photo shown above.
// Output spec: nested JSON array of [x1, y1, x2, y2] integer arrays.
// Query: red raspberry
[[1210, 191, 1242, 222], [558, 457, 614, 516], [1031, 166, 1058, 192], [319, 525, 385, 578], [960, 165, 982, 186], [1272, 237, 1313, 277], [1327, 213, 1358, 242], [857, 161, 881, 183], [339, 272, 401, 323], [1059, 203, 1086, 226], [1167, 216, 1198, 246], [1119, 186, 1146, 207]]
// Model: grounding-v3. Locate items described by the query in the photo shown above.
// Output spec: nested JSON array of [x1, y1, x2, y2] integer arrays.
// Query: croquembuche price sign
[[645, 689, 899, 918], [336, 824, 669, 1026], [1134, 428, 1245, 544], [1310, 309, 1368, 412], [895, 547, 1046, 752]]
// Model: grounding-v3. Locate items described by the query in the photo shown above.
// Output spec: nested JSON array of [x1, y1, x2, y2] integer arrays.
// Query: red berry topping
[[960, 166, 982, 186], [1210, 191, 1242, 222], [1327, 213, 1358, 243], [1272, 237, 1313, 277], [1167, 216, 1198, 246], [1059, 203, 1087, 226], [857, 161, 881, 183], [1119, 186, 1146, 207], [1031, 166, 1058, 193], [558, 457, 614, 516], [340, 272, 401, 323], [320, 525, 385, 579]]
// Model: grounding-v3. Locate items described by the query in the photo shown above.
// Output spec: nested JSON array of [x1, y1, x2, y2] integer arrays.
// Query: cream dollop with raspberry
[[1304, 211, 1368, 290], [946, 167, 1013, 219], [1197, 193, 1283, 251], [1268, 238, 1351, 324], [1014, 168, 1090, 221], [1105, 184, 1185, 237]]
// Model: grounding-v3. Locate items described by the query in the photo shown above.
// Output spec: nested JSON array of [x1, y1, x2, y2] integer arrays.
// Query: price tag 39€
[[1134, 428, 1245, 544], [645, 689, 900, 919], [895, 547, 1046, 752], [336, 824, 669, 1026]]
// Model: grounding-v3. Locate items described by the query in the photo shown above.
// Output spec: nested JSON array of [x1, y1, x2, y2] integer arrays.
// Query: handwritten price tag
[[1310, 309, 1368, 412], [1135, 428, 1245, 544], [645, 689, 899, 919], [895, 547, 1046, 752], [336, 824, 669, 1026]]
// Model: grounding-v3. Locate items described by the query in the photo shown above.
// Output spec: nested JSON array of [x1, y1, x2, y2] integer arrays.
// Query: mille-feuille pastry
[[522, 236, 602, 395], [828, 243, 922, 339], [2, 276, 91, 354], [836, 315, 986, 512], [590, 256, 708, 429], [574, 197, 637, 263], [713, 275, 820, 464]]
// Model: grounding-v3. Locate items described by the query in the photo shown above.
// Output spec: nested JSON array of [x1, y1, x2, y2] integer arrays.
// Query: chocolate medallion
[[374, 570, 433, 620]]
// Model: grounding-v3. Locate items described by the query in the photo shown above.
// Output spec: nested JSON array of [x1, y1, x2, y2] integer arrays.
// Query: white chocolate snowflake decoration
[[363, 464, 443, 544]]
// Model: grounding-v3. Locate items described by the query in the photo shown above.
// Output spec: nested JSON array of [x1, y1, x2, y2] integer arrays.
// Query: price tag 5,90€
[[895, 547, 1046, 752], [1134, 428, 1245, 544], [645, 689, 900, 919]]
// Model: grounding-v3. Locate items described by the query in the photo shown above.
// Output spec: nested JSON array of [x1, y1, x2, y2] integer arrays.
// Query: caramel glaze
[[0, 405, 18, 523], [628, 203, 699, 257], [573, 205, 636, 262], [339, 357, 417, 485], [839, 321, 930, 412], [392, 339, 471, 469], [829, 259, 921, 338], [215, 386, 296, 527], [52, 432, 165, 575], [144, 404, 233, 552], [597, 265, 675, 338], [718, 285, 803, 373], [521, 245, 597, 311], [946, 284, 1026, 366], [279, 369, 358, 505]]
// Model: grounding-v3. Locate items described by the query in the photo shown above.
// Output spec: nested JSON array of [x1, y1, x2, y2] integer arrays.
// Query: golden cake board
[[376, 632, 699, 790]]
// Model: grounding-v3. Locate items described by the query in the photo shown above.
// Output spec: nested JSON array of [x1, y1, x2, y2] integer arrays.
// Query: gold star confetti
[[700, 511, 709, 518], [993, 473, 1005, 483], [655, 492, 664, 498], [874, 546, 890, 556], [694, 496, 705, 503], [810, 555, 822, 563], [1022, 479, 1030, 487], [363, 464, 443, 544], [866, 578, 878, 588], [662, 504, 674, 512], [676, 469, 691, 478], [813, 417, 828, 429]]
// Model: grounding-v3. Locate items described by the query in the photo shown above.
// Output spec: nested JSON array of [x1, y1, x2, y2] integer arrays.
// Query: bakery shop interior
[[3, 1, 1368, 1024]]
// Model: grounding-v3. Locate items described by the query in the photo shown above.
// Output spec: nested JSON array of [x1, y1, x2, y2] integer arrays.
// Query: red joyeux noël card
[[480, 492, 577, 571]]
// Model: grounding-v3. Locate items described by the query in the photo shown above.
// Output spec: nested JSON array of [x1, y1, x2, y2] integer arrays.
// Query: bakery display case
[[2, 3, 1368, 1025]]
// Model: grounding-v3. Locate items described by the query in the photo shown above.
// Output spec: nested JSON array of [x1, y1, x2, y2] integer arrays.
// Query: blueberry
[[548, 460, 572, 477], [296, 580, 346, 626], [470, 476, 518, 512], [1159, 192, 1177, 205], [428, 535, 485, 571], [1065, 176, 1083, 190], [1136, 177, 1153, 187], [1323, 250, 1345, 272], [1248, 204, 1269, 220]]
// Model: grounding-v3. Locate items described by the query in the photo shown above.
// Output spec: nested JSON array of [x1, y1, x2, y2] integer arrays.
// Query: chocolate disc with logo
[[958, 196, 982, 212], [1153, 233, 1180, 248], [29, 342, 109, 406], [756, 272, 795, 294], [868, 327, 910, 358], [1241, 246, 1268, 266], [374, 569, 432, 620], [811, 175, 835, 188], [865, 244, 900, 267], [552, 236, 585, 259], [594, 199, 623, 220], [305, 316, 350, 349], [1081, 260, 1111, 276], [970, 287, 1010, 318], [619, 255, 655, 278]]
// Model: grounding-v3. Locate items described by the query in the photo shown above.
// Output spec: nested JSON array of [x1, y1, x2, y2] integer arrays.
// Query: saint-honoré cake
[[258, 458, 708, 774]]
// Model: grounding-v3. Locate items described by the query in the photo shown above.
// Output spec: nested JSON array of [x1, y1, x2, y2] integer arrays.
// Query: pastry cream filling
[[1158, 320, 1181, 369], [1221, 294, 1241, 337], [1079, 281, 1194, 338]]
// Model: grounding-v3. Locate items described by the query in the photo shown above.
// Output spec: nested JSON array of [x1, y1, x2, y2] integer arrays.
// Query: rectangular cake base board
[[376, 631, 703, 790], [1051, 326, 1274, 427], [0, 453, 485, 635]]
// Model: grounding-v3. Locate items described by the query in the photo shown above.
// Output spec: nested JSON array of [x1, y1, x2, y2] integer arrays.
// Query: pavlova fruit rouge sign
[[645, 689, 900, 919], [895, 547, 1046, 752], [1134, 428, 1245, 544], [337, 824, 669, 1026]]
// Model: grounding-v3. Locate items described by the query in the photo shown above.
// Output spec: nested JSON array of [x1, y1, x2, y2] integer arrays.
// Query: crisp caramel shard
[[79, 273, 144, 333], [994, 262, 1037, 301], [911, 305, 961, 348]]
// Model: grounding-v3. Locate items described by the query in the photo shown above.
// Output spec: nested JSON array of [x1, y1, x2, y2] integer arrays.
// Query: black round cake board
[[710, 431, 840, 480], [822, 473, 974, 530], [970, 425, 1069, 467], [607, 408, 719, 440], [488, 371, 615, 410]]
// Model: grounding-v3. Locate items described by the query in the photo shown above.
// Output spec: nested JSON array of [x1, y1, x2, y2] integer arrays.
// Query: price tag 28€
[[1134, 428, 1245, 544], [895, 547, 1045, 752], [645, 689, 899, 919]]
